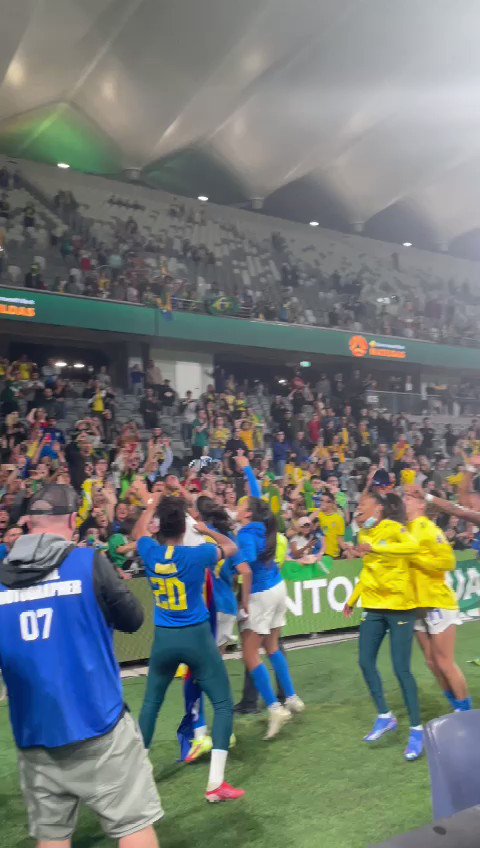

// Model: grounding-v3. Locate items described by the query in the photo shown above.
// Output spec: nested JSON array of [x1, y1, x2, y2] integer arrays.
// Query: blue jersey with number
[[137, 537, 218, 627], [0, 548, 124, 749]]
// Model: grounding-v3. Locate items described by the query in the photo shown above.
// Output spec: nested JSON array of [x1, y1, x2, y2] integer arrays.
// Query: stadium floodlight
[[73, 362, 85, 369], [57, 162, 70, 169], [300, 360, 311, 368], [309, 221, 319, 227], [55, 361, 67, 368], [278, 378, 287, 385], [198, 195, 208, 202], [402, 241, 412, 247]]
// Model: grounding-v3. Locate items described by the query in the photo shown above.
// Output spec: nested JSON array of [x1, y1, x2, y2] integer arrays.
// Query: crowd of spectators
[[2, 162, 480, 346], [0, 355, 479, 577]]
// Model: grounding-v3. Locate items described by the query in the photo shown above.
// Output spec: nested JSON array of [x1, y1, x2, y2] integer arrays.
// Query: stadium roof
[[2, 0, 480, 254]]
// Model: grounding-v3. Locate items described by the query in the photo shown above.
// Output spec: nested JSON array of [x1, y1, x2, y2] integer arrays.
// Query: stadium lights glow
[[55, 361, 67, 368], [309, 221, 319, 227], [198, 195, 208, 202], [402, 241, 412, 247], [300, 361, 311, 368], [73, 362, 85, 369], [57, 162, 70, 169], [278, 378, 287, 385]]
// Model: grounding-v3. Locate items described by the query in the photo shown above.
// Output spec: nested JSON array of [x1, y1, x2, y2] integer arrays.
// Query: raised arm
[[130, 481, 161, 540], [236, 455, 261, 498], [411, 485, 480, 527], [458, 455, 480, 514]]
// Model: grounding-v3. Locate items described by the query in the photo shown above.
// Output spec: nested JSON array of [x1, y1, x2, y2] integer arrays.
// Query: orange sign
[[349, 335, 407, 361], [349, 335, 369, 357], [0, 304, 35, 317], [0, 296, 36, 318]]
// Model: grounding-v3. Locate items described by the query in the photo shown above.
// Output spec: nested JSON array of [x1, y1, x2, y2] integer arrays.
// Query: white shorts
[[216, 612, 237, 647], [415, 608, 462, 636], [240, 581, 287, 636]]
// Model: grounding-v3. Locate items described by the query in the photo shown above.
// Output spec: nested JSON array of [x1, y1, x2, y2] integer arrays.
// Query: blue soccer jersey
[[212, 551, 245, 616], [0, 548, 124, 749], [137, 538, 218, 627], [237, 522, 282, 594]]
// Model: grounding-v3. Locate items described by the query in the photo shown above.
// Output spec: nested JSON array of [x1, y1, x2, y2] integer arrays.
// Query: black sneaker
[[234, 702, 260, 715]]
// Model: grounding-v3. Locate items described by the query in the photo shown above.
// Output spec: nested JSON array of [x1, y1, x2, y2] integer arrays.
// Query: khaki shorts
[[216, 612, 237, 647], [240, 581, 287, 636], [415, 608, 462, 636], [18, 712, 163, 842]]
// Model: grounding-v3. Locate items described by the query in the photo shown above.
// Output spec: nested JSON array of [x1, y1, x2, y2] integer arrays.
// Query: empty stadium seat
[[425, 711, 480, 819]]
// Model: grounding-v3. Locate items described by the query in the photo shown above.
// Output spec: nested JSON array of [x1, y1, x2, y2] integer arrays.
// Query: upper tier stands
[[1, 155, 480, 344]]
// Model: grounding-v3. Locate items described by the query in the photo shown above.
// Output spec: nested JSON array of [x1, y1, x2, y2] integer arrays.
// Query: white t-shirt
[[184, 513, 205, 546]]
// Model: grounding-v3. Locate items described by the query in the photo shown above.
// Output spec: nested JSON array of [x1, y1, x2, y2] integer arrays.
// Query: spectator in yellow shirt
[[311, 438, 329, 463], [239, 420, 254, 453], [393, 435, 409, 461], [316, 493, 347, 559], [358, 421, 371, 450], [15, 356, 32, 381], [210, 416, 230, 460], [235, 392, 248, 414], [327, 435, 346, 463]]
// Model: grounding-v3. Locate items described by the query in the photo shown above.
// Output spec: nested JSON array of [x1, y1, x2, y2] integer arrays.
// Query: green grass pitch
[[2, 625, 479, 848]]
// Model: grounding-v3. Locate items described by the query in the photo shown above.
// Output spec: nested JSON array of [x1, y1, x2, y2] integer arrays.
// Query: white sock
[[410, 725, 423, 731], [194, 725, 207, 740], [378, 712, 392, 719], [268, 701, 281, 712], [285, 695, 297, 702], [207, 749, 228, 792]]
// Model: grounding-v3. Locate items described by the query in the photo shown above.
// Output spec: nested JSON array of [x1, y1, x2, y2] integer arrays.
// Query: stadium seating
[[1, 154, 480, 343]]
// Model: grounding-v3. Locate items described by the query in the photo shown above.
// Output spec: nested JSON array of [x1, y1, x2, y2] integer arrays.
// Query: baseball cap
[[371, 468, 391, 488], [27, 484, 79, 516]]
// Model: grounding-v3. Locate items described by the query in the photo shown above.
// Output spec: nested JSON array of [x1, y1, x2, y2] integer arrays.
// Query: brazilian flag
[[206, 295, 239, 315]]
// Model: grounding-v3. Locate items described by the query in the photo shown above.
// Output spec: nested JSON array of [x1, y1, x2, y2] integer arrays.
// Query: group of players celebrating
[[0, 451, 476, 845], [131, 453, 472, 795], [130, 455, 305, 802]]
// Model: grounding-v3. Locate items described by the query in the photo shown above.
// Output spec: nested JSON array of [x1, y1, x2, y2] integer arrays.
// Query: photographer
[[0, 484, 163, 846]]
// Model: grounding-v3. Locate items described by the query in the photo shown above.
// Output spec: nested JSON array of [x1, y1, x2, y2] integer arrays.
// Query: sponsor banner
[[115, 551, 480, 662], [282, 552, 480, 636], [0, 294, 36, 318], [349, 334, 406, 361]]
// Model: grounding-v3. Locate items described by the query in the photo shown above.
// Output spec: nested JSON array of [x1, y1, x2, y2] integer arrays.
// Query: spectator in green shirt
[[108, 532, 136, 574], [191, 409, 209, 459]]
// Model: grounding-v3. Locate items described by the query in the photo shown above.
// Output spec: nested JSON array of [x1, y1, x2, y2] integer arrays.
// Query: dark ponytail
[[248, 497, 277, 562], [368, 490, 407, 525], [196, 495, 233, 537]]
